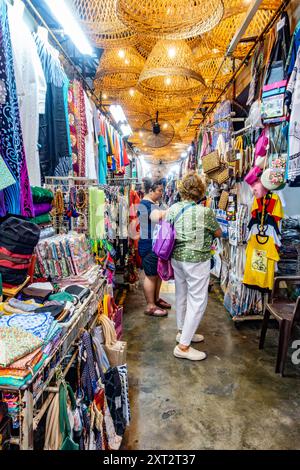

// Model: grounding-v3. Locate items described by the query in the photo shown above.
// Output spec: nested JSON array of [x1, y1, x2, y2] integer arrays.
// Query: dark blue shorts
[[141, 251, 158, 277]]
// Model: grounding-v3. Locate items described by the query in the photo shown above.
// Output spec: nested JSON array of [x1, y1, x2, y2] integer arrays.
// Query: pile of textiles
[[278, 217, 300, 275], [35, 232, 94, 280], [29, 187, 55, 239], [0, 217, 40, 286], [0, 309, 63, 387]]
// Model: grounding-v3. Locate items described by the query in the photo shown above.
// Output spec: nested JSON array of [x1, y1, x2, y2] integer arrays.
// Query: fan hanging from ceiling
[[139, 112, 174, 148]]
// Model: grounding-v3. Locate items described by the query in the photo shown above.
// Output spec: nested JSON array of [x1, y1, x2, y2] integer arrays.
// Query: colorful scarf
[[0, 0, 33, 217]]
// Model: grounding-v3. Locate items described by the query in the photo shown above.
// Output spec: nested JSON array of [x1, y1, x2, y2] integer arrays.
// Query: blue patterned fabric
[[0, 0, 33, 216], [0, 312, 54, 341], [79, 331, 100, 403]]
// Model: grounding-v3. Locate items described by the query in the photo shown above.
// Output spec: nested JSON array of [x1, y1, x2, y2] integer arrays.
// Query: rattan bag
[[202, 151, 220, 174]]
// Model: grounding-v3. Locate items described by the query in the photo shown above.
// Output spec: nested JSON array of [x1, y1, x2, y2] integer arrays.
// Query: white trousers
[[171, 258, 210, 346]]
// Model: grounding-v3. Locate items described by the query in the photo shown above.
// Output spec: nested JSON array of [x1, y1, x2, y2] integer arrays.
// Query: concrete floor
[[122, 281, 300, 450]]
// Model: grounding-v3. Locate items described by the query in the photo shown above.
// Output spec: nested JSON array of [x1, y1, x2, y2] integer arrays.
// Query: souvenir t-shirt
[[243, 234, 280, 290], [166, 202, 220, 263], [251, 193, 284, 224]]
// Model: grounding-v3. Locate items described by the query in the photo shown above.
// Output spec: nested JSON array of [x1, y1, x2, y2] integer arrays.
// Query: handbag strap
[[173, 202, 195, 225], [99, 314, 117, 346], [264, 12, 290, 84]]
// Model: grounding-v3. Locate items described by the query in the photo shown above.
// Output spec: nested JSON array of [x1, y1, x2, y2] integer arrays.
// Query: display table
[[0, 278, 106, 450]]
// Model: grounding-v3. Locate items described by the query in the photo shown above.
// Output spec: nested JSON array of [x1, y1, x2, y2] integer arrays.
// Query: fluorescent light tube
[[120, 124, 132, 137], [109, 105, 127, 124], [45, 0, 93, 56]]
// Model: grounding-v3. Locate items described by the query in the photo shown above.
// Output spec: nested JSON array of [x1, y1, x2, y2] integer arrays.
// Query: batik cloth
[[0, 312, 54, 341], [0, 326, 42, 367], [0, 0, 33, 217]]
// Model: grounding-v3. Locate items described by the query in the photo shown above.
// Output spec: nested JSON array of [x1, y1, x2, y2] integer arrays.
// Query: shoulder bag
[[98, 314, 127, 367], [152, 202, 194, 260]]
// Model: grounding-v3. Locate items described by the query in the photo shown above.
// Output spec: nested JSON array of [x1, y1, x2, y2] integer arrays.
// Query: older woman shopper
[[166, 172, 222, 361], [137, 178, 171, 317]]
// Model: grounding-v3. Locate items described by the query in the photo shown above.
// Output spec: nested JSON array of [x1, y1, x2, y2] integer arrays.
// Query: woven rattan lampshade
[[223, 0, 281, 19], [206, 8, 277, 58], [116, 0, 224, 39], [94, 48, 145, 92], [71, 0, 136, 48], [199, 56, 241, 86], [138, 40, 206, 98], [136, 35, 204, 59]]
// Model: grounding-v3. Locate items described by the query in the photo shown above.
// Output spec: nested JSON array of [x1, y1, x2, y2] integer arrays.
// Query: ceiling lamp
[[222, 0, 281, 19], [205, 7, 278, 58], [71, 0, 136, 49], [116, 0, 224, 39], [138, 39, 206, 98], [136, 35, 203, 60], [142, 94, 193, 115], [198, 56, 242, 86], [117, 89, 149, 114], [94, 47, 145, 92]]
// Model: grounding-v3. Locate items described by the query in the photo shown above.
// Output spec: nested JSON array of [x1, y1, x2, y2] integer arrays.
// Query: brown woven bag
[[209, 166, 230, 184], [202, 151, 220, 174], [218, 191, 229, 210]]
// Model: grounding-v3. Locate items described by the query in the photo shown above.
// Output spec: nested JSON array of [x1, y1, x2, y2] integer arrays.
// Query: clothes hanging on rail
[[7, 3, 46, 187], [0, 0, 33, 217], [34, 33, 72, 181], [84, 91, 97, 180]]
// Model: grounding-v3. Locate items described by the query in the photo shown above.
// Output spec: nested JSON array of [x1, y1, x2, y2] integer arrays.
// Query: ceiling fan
[[139, 111, 174, 148]]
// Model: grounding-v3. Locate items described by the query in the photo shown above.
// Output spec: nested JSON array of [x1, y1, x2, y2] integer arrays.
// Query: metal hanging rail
[[186, 0, 292, 131]]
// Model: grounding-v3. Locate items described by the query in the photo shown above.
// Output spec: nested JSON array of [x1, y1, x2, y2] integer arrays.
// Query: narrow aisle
[[122, 282, 300, 450]]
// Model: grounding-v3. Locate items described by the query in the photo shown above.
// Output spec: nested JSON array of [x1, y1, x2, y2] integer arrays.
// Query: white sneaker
[[173, 345, 207, 361], [176, 332, 204, 343]]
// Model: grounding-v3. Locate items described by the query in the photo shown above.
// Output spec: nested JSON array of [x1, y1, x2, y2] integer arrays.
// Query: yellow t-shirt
[[243, 234, 280, 290], [251, 193, 284, 222]]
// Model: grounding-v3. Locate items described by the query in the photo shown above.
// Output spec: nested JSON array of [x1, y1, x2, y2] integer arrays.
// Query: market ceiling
[[37, 0, 283, 163]]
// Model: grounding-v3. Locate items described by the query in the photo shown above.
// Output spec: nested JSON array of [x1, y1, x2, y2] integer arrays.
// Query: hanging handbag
[[98, 314, 127, 367], [218, 191, 229, 210], [209, 166, 230, 184], [59, 383, 79, 451], [261, 12, 290, 123], [202, 150, 221, 174]]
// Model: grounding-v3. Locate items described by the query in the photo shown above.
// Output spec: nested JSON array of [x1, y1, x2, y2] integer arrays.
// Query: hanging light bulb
[[168, 47, 176, 58], [102, 93, 108, 100], [129, 88, 135, 96], [118, 49, 125, 58], [165, 77, 172, 86], [163, 123, 168, 129]]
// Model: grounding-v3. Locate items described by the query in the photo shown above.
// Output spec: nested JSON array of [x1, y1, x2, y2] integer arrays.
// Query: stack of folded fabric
[[0, 217, 40, 286], [278, 217, 300, 275], [30, 187, 55, 240], [0, 304, 63, 387]]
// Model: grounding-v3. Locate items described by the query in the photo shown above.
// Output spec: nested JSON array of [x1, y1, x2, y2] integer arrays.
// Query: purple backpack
[[153, 203, 194, 260]]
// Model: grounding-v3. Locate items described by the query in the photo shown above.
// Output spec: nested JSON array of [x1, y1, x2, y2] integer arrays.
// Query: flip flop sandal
[[144, 307, 168, 317], [156, 298, 172, 309]]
